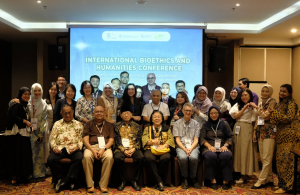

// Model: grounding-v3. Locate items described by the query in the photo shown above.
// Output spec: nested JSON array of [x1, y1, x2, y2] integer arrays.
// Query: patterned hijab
[[28, 83, 47, 117], [261, 84, 273, 106], [102, 82, 114, 101], [192, 86, 212, 113]]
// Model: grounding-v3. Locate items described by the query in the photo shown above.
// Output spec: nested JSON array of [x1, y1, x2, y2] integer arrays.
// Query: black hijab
[[203, 105, 225, 130], [229, 87, 241, 107], [8, 87, 30, 114]]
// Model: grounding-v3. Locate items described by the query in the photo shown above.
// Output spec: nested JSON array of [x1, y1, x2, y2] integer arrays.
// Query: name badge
[[215, 139, 221, 150], [257, 116, 265, 125], [273, 125, 277, 133], [235, 126, 241, 134], [31, 118, 38, 130], [185, 139, 192, 149], [170, 119, 175, 127], [111, 114, 116, 121], [122, 138, 130, 148], [97, 136, 105, 149]]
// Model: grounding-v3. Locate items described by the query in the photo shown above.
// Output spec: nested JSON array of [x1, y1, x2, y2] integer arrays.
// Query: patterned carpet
[[0, 172, 293, 195]]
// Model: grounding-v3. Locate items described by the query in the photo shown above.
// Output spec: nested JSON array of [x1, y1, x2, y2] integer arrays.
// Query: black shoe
[[55, 179, 66, 193], [156, 182, 164, 191], [11, 180, 19, 186], [191, 178, 201, 189], [211, 183, 218, 190], [181, 178, 189, 189], [251, 184, 266, 189], [222, 183, 230, 190], [131, 180, 141, 191], [70, 183, 75, 191], [117, 181, 126, 191]]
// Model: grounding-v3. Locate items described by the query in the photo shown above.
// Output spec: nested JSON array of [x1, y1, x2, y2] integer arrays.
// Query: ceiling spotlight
[[135, 0, 147, 4], [37, 0, 41, 3], [236, 3, 240, 6], [291, 29, 297, 33]]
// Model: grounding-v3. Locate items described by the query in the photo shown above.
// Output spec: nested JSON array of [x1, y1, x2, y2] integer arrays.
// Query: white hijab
[[212, 87, 231, 113], [102, 82, 114, 101], [28, 83, 47, 117]]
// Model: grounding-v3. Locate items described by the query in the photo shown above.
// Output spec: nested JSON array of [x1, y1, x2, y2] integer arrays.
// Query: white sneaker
[[235, 178, 244, 184]]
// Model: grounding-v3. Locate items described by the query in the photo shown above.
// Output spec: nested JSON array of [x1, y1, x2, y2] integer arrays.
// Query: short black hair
[[239, 78, 250, 87], [279, 84, 293, 102], [237, 88, 254, 110], [176, 80, 185, 86], [57, 75, 67, 81], [61, 104, 74, 112], [149, 110, 165, 126], [80, 80, 94, 96], [63, 84, 76, 100], [46, 82, 60, 104], [120, 71, 129, 77], [111, 78, 120, 83], [90, 75, 100, 81]]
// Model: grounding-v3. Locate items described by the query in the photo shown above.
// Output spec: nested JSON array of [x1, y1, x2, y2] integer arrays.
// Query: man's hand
[[124, 150, 132, 157], [98, 148, 105, 158], [53, 147, 62, 154], [253, 133, 257, 143], [92, 150, 101, 160], [132, 116, 141, 121], [69, 147, 79, 154]]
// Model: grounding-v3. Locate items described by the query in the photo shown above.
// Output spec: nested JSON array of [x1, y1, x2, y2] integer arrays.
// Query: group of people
[[4, 73, 300, 194]]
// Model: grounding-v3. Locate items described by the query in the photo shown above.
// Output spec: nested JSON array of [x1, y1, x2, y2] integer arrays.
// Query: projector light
[[37, 1, 41, 3], [135, 0, 147, 4], [291, 29, 297, 33], [236, 3, 240, 6]]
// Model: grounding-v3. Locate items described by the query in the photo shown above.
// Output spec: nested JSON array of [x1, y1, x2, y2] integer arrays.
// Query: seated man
[[47, 104, 83, 193], [173, 103, 201, 189], [114, 106, 144, 191], [82, 106, 114, 193]]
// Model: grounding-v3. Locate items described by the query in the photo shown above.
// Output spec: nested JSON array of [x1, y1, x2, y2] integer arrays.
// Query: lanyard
[[151, 102, 161, 111], [210, 120, 221, 138], [95, 121, 105, 135], [23, 106, 29, 120], [86, 98, 95, 113], [131, 104, 135, 114], [174, 107, 182, 115], [92, 90, 98, 98], [105, 96, 115, 109], [152, 125, 162, 138], [31, 99, 38, 118]]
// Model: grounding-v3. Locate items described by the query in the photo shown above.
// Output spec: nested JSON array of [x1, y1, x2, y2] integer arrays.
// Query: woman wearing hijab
[[97, 82, 118, 123], [212, 87, 231, 121], [228, 87, 241, 130], [5, 87, 33, 185], [229, 88, 259, 184], [28, 83, 48, 178], [250, 84, 277, 189], [200, 106, 234, 190], [269, 84, 300, 194], [192, 86, 212, 128]]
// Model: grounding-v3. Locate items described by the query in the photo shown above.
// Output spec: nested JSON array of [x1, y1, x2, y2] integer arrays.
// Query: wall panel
[[240, 48, 265, 81], [292, 46, 300, 105]]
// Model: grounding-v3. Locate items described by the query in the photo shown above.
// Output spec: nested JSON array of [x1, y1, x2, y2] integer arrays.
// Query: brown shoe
[[100, 187, 108, 193], [87, 186, 94, 193]]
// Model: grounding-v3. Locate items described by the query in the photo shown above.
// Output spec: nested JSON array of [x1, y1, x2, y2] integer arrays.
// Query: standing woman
[[28, 83, 48, 178], [45, 82, 60, 173], [75, 80, 97, 125], [229, 88, 259, 183], [53, 84, 77, 124], [5, 87, 33, 185], [251, 84, 277, 189], [97, 82, 118, 123], [118, 83, 142, 125], [169, 92, 189, 128], [212, 87, 231, 121], [228, 87, 241, 130], [192, 86, 212, 128], [269, 84, 300, 193]]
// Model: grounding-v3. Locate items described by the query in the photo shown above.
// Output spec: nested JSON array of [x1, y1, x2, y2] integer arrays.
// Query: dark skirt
[[5, 133, 33, 178]]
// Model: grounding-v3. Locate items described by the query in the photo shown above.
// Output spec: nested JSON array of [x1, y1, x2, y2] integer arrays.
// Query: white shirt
[[229, 103, 257, 124], [142, 102, 170, 119]]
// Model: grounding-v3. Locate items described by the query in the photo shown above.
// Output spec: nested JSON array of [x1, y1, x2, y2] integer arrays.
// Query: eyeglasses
[[147, 77, 155, 80], [94, 111, 103, 114], [58, 79, 66, 82], [184, 110, 193, 113], [210, 112, 219, 115], [230, 91, 237, 94]]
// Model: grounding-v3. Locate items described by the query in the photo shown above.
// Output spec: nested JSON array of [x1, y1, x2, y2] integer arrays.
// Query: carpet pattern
[[0, 172, 292, 195]]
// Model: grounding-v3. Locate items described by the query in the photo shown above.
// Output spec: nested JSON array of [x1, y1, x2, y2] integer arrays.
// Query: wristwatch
[[104, 147, 107, 151], [224, 143, 229, 147]]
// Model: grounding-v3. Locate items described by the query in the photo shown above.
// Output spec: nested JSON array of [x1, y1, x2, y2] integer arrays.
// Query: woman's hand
[[173, 115, 179, 120], [268, 107, 274, 113], [24, 120, 32, 127], [253, 133, 257, 142], [12, 98, 20, 103], [132, 116, 141, 121], [249, 102, 258, 109], [152, 139, 160, 145], [196, 109, 201, 116], [208, 145, 217, 152], [220, 146, 228, 152]]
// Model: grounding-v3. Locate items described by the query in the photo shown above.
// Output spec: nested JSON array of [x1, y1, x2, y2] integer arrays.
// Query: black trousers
[[144, 150, 171, 183], [114, 150, 144, 182], [47, 149, 83, 182]]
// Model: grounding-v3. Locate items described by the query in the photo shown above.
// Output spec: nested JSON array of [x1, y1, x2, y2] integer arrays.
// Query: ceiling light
[[291, 29, 297, 33], [135, 0, 147, 4], [236, 3, 240, 6], [37, 1, 41, 3]]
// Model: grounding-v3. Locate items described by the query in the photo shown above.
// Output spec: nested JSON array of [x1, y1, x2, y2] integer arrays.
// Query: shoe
[[251, 184, 266, 189], [55, 179, 66, 193], [191, 178, 201, 189], [131, 180, 141, 191], [222, 183, 230, 190], [156, 182, 164, 191], [235, 178, 244, 184], [181, 178, 189, 189], [11, 180, 19, 186], [70, 183, 75, 191], [87, 186, 94, 193], [274, 188, 286, 194], [211, 183, 218, 190], [117, 181, 126, 191], [100, 187, 108, 193]]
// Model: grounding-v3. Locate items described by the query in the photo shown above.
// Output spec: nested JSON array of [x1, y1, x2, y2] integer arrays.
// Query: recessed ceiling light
[[291, 29, 297, 33], [135, 0, 147, 4], [37, 1, 41, 3], [236, 3, 240, 6]]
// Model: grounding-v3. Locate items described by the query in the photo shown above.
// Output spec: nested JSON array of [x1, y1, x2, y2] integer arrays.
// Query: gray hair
[[183, 102, 193, 110], [151, 89, 161, 96], [61, 104, 74, 112]]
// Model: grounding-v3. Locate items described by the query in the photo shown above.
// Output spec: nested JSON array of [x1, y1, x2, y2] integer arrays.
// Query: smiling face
[[57, 77, 67, 89], [151, 91, 161, 105], [183, 105, 193, 118], [21, 91, 31, 102], [238, 80, 247, 90], [176, 93, 185, 105], [197, 90, 206, 101], [209, 108, 219, 121], [49, 85, 58, 98], [279, 87, 290, 99], [93, 106, 104, 120], [90, 77, 100, 89], [111, 80, 120, 91], [230, 89, 238, 100], [241, 91, 250, 104], [152, 112, 163, 126], [136, 88, 142, 98], [161, 84, 170, 95], [66, 87, 75, 99], [61, 106, 74, 122], [261, 87, 270, 99], [120, 73, 129, 85], [104, 86, 113, 96], [34, 86, 42, 99], [176, 82, 185, 92], [127, 85, 135, 97], [214, 90, 223, 101], [83, 83, 92, 96], [121, 111, 132, 122]]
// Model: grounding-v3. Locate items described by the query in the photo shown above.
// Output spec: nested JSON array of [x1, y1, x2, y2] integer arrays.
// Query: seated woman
[[169, 92, 189, 128], [97, 82, 118, 123], [75, 80, 97, 125], [200, 106, 233, 190], [4, 87, 33, 185], [142, 110, 175, 191], [212, 87, 231, 122], [117, 83, 142, 125]]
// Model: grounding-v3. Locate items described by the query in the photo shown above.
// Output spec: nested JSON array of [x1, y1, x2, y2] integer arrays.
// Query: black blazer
[[53, 98, 77, 125], [7, 103, 28, 130]]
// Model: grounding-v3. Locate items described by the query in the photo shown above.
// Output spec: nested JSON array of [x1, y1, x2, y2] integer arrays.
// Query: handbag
[[149, 126, 170, 155]]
